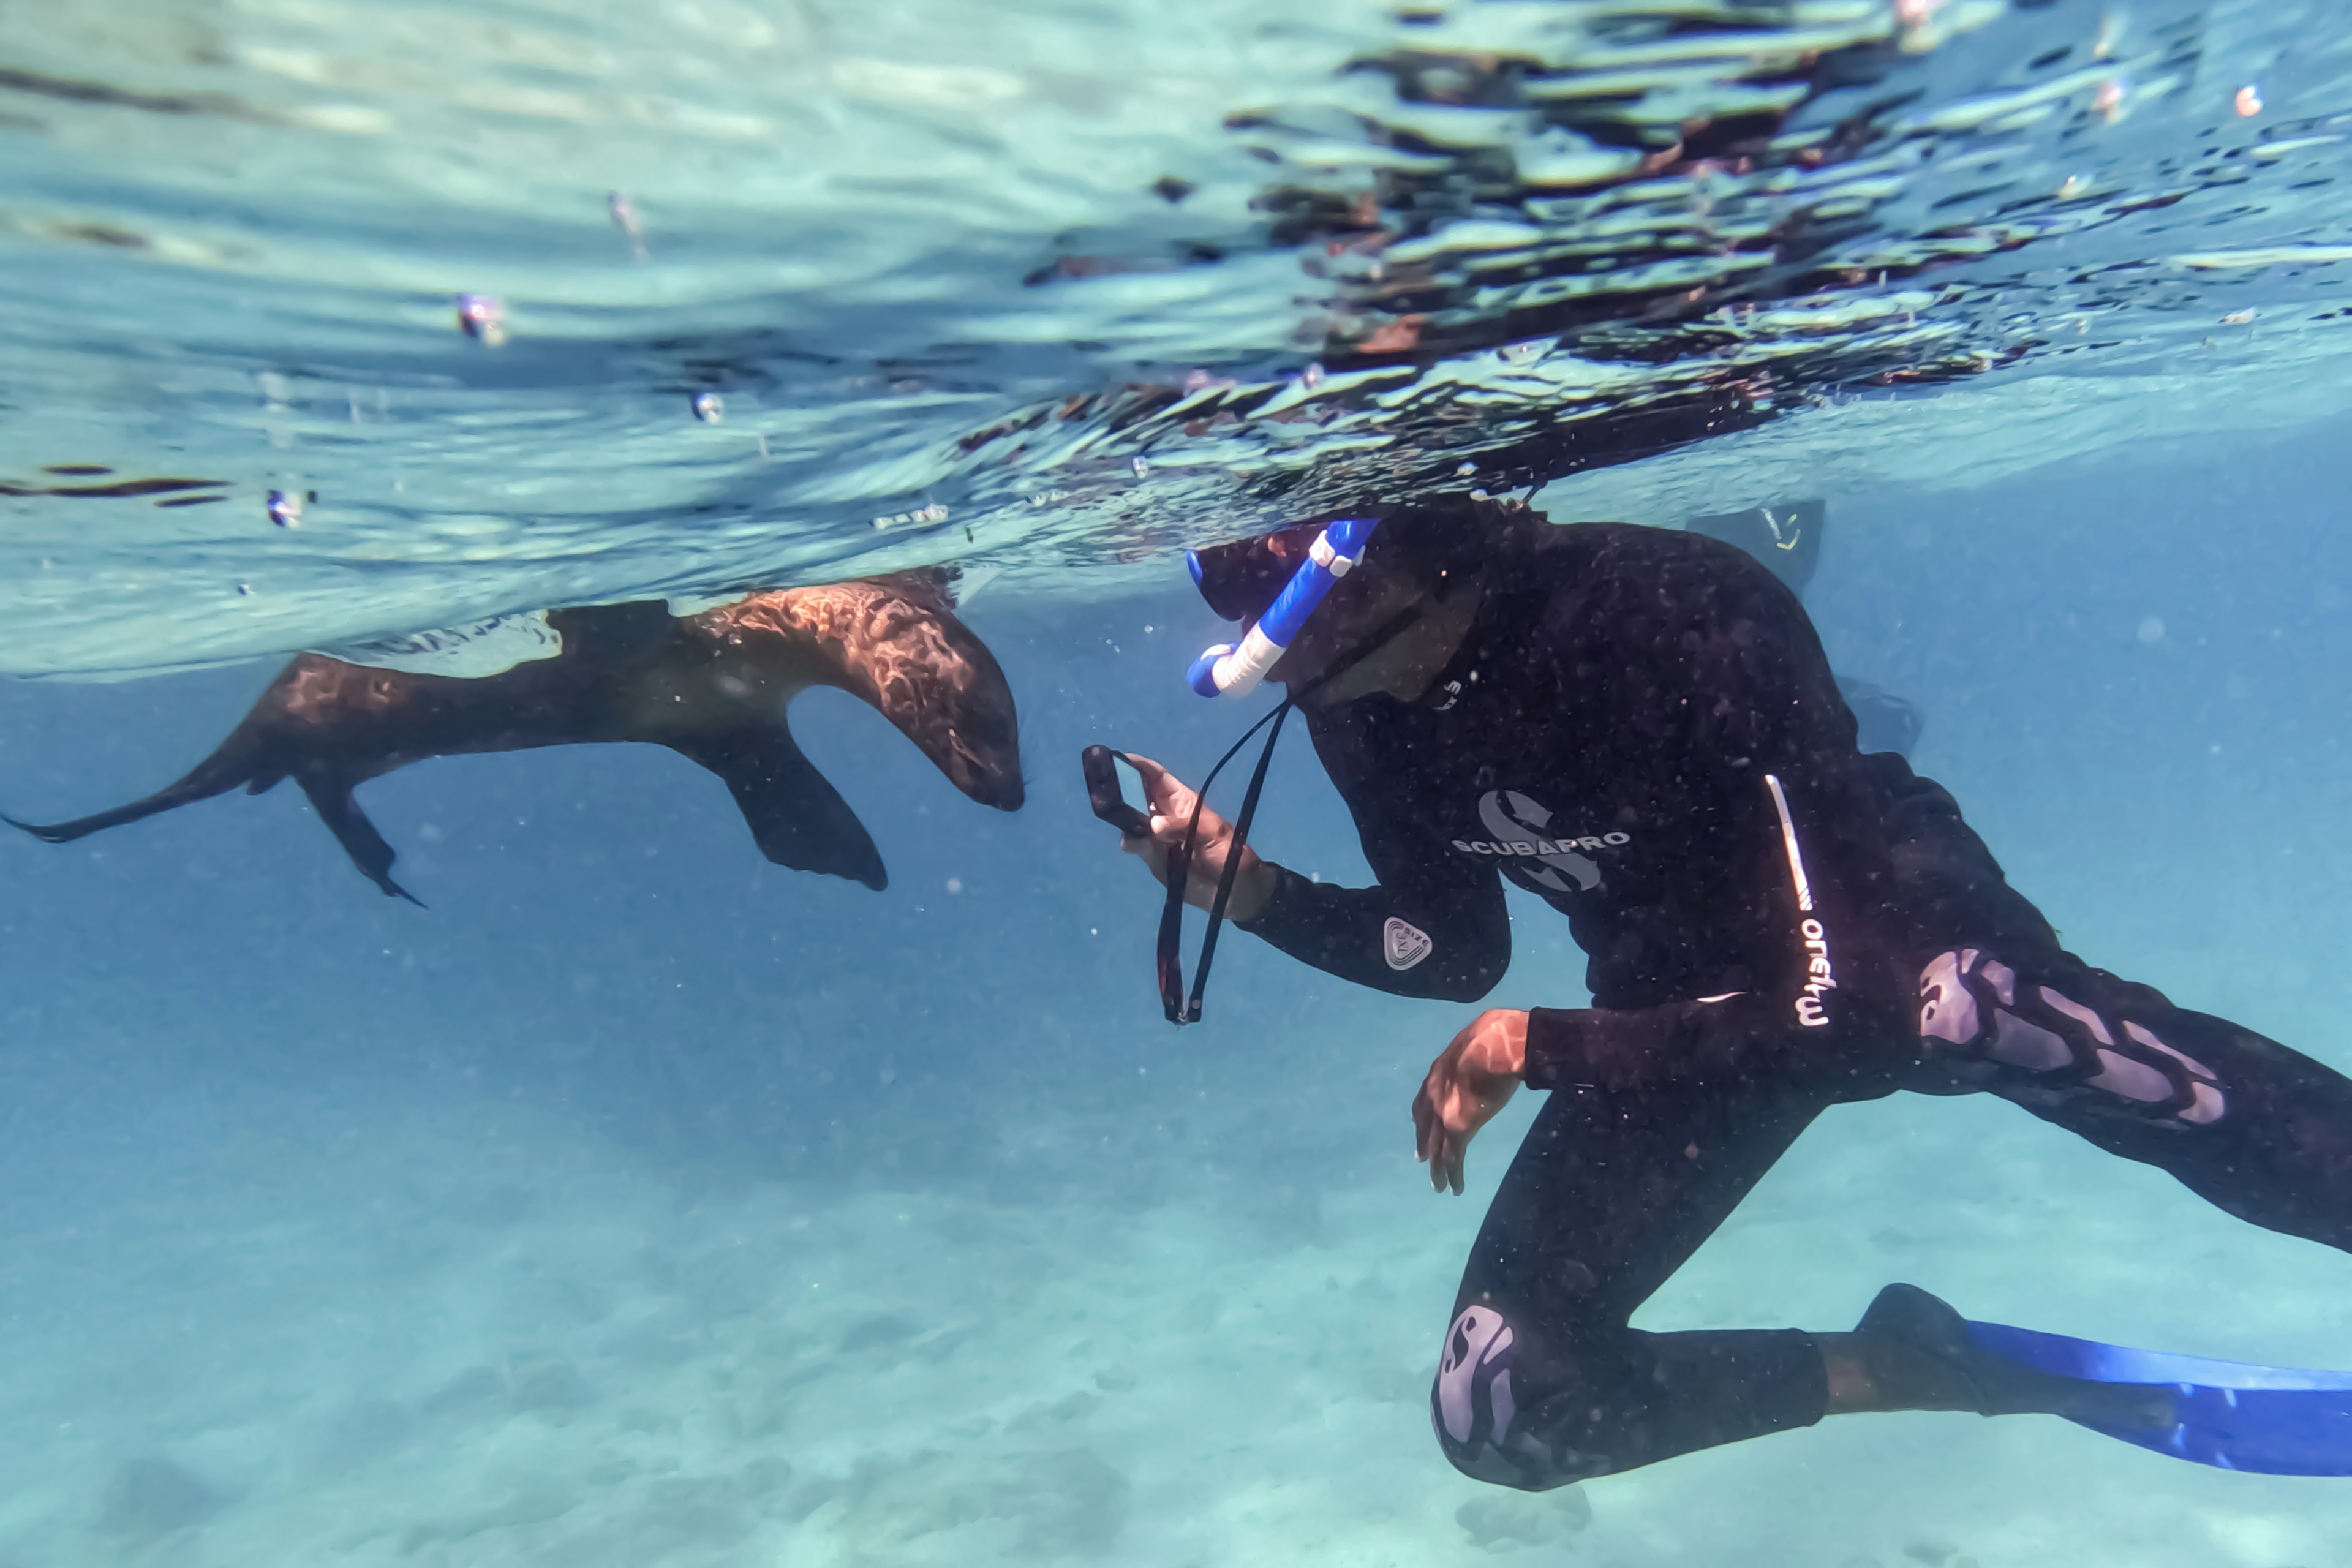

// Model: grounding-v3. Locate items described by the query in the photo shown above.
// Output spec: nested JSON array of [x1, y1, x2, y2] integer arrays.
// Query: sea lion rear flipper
[[296, 774, 425, 906], [3, 739, 267, 846], [666, 728, 888, 890]]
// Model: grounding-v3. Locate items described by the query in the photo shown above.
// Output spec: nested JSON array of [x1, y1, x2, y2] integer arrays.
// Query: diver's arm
[[1237, 857, 1509, 1001], [1238, 726, 1512, 1001], [1521, 992, 1817, 1090], [1117, 750, 1509, 1000]]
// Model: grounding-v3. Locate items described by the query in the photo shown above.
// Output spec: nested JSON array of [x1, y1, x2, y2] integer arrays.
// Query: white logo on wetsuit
[[1383, 917, 1433, 971], [1796, 917, 1836, 1028], [1452, 790, 1627, 893]]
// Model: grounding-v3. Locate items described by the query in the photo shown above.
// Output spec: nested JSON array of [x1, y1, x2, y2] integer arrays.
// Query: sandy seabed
[[3, 963, 2348, 1568]]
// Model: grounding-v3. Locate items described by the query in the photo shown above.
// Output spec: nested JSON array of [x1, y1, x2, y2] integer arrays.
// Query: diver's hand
[[1413, 1010, 1527, 1196], [1115, 753, 1274, 922]]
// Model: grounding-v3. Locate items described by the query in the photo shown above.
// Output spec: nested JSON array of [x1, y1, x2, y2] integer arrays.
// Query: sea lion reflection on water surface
[[4, 574, 1024, 901]]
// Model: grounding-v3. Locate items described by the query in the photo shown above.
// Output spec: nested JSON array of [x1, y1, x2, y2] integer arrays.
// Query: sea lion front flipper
[[665, 728, 888, 890], [296, 774, 425, 906]]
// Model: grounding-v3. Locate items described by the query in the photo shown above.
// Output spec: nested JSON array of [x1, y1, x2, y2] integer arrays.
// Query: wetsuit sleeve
[[1238, 751, 1509, 1002], [1522, 991, 1791, 1091]]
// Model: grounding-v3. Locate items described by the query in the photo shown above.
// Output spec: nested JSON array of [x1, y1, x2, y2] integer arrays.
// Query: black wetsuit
[[1233, 521, 2352, 1489]]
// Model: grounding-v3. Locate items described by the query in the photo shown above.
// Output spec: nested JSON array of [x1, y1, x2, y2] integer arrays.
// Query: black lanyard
[[1157, 605, 1423, 1025]]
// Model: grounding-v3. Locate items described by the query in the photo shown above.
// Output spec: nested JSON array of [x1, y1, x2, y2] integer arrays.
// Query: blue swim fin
[[1967, 1319, 2352, 1475]]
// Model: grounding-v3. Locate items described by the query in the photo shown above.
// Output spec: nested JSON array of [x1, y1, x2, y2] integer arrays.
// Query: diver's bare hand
[[1413, 1009, 1527, 1195], [1115, 753, 1274, 922]]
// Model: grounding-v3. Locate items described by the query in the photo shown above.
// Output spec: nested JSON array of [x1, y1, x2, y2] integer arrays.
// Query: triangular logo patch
[[1383, 917, 1433, 971]]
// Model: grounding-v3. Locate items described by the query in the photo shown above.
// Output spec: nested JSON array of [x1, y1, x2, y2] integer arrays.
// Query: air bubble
[[608, 190, 647, 260], [1131, 456, 1151, 478], [265, 489, 305, 529], [456, 293, 506, 346], [692, 391, 725, 423]]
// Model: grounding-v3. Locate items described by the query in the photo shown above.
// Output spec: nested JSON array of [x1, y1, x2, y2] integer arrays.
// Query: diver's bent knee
[[1431, 1304, 1608, 1490]]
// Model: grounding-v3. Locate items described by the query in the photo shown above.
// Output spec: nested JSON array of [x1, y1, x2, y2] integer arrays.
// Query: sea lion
[[4, 573, 1024, 900]]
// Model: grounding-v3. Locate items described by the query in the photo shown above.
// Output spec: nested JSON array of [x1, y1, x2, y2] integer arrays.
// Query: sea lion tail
[[665, 726, 888, 889]]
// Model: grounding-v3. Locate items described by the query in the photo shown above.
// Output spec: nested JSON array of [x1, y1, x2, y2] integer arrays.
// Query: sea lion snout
[[938, 715, 1025, 812], [920, 660, 1025, 813]]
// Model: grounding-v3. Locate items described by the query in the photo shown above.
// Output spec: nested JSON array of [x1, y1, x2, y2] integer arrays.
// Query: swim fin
[[1967, 1317, 2352, 1475], [1858, 1284, 2352, 1473]]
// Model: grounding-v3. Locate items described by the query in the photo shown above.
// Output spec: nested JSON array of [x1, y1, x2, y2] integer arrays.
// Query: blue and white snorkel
[[1185, 514, 1381, 698]]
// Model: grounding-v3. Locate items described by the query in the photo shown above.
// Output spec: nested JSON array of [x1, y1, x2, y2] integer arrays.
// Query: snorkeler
[[1101, 498, 2352, 1487]]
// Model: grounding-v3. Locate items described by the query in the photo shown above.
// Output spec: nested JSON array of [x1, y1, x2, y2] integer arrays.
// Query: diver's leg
[[1433, 1072, 1835, 1488], [1918, 947, 2352, 1252]]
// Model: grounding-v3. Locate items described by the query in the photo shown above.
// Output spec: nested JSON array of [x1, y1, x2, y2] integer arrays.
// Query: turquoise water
[[4, 2, 2352, 1564]]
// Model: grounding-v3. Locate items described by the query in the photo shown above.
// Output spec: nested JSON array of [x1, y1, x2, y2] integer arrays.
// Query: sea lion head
[[840, 572, 1026, 812], [699, 573, 1025, 813]]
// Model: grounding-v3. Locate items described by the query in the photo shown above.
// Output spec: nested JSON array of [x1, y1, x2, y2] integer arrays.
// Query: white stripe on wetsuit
[[1766, 773, 1836, 1029], [1763, 772, 1813, 913]]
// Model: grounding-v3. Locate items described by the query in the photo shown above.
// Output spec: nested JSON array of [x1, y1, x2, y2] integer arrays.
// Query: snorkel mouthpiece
[[1188, 515, 1380, 697]]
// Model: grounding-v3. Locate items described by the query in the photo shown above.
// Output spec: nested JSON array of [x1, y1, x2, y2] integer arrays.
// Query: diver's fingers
[[1412, 1084, 1436, 1165], [1118, 828, 1169, 880], [1126, 758, 1242, 857], [1432, 1130, 1463, 1194], [1125, 755, 1196, 818]]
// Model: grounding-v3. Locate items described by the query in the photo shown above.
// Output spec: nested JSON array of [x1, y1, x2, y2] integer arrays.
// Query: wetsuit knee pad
[[1431, 1305, 1606, 1490], [1917, 948, 2227, 1128]]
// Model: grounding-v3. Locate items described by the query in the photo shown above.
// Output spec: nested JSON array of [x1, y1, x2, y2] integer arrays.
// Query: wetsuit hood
[[1188, 497, 1545, 622]]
